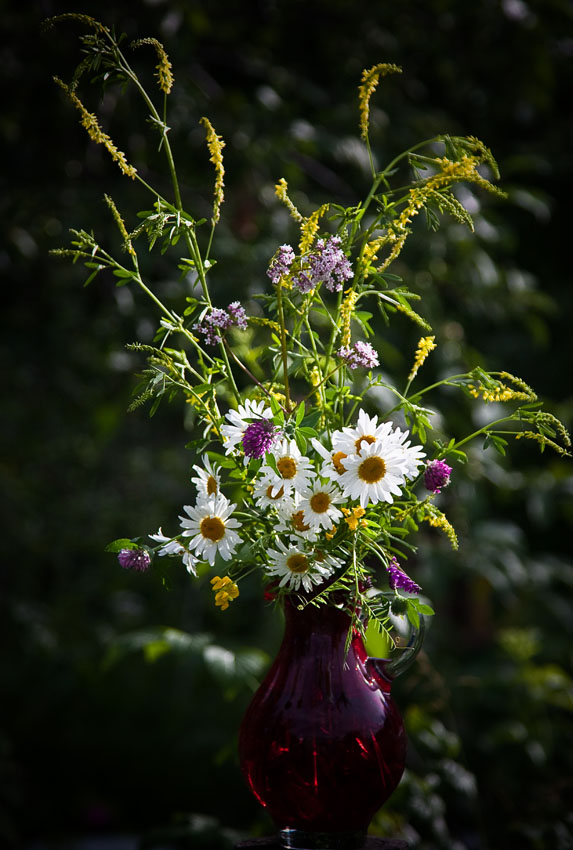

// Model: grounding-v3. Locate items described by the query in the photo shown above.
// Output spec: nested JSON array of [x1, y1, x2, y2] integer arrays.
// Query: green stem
[[275, 282, 292, 415]]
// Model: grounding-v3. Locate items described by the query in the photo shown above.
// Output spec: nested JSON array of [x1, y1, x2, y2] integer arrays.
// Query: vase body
[[238, 599, 407, 849]]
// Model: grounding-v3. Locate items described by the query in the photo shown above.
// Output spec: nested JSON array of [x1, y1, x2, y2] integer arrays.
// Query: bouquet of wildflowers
[[49, 15, 570, 648]]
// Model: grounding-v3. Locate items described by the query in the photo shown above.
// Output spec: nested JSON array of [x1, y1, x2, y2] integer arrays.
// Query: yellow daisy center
[[355, 434, 377, 452], [206, 475, 218, 496], [266, 484, 285, 500], [277, 457, 297, 479], [331, 451, 348, 475], [286, 553, 310, 574], [358, 456, 387, 484], [291, 510, 311, 532], [310, 492, 331, 513], [200, 516, 226, 542]]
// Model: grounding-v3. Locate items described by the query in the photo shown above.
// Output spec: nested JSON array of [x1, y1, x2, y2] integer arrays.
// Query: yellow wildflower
[[44, 13, 110, 35], [340, 288, 360, 348], [358, 63, 402, 140], [200, 117, 226, 223], [275, 178, 303, 222], [515, 432, 571, 457], [342, 506, 366, 531], [210, 575, 240, 611], [248, 315, 281, 332], [131, 38, 174, 94], [299, 204, 329, 253], [408, 336, 436, 382], [54, 77, 137, 179], [104, 194, 136, 256], [420, 506, 459, 550]]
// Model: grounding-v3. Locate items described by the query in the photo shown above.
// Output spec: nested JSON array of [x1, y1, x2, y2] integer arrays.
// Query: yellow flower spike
[[200, 117, 226, 224], [376, 232, 408, 273], [358, 63, 402, 141], [131, 38, 174, 95], [420, 506, 459, 550], [44, 13, 110, 35], [275, 178, 304, 223], [104, 194, 136, 256], [299, 204, 329, 254], [408, 336, 436, 382], [340, 289, 360, 349], [54, 77, 137, 179]]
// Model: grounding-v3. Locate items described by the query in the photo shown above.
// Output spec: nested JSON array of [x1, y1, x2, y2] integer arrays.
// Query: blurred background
[[2, 0, 572, 848]]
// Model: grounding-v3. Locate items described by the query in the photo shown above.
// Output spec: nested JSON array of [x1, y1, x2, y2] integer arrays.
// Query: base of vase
[[278, 827, 367, 849]]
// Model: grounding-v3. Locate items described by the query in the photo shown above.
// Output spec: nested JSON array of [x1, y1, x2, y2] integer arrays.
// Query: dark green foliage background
[[2, 1, 572, 848]]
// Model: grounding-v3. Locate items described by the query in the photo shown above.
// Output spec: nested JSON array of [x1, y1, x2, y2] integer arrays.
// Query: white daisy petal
[[299, 481, 344, 531], [179, 494, 242, 566], [264, 540, 335, 592], [338, 433, 423, 508], [258, 438, 316, 497], [191, 455, 221, 501]]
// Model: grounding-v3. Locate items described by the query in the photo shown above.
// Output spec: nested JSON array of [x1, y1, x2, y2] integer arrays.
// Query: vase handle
[[377, 614, 426, 679]]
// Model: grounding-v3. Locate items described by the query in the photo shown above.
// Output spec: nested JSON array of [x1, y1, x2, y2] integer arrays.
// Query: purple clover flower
[[386, 557, 421, 595], [338, 340, 379, 370], [118, 548, 151, 571], [242, 419, 278, 459], [424, 459, 453, 494], [194, 301, 249, 345], [267, 244, 295, 284]]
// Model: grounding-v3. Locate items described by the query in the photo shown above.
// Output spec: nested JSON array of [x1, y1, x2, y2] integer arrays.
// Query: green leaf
[[301, 409, 322, 429], [298, 426, 318, 438], [406, 599, 420, 628], [295, 431, 307, 454], [364, 618, 391, 658], [295, 400, 306, 425], [105, 538, 136, 553], [269, 395, 282, 416]]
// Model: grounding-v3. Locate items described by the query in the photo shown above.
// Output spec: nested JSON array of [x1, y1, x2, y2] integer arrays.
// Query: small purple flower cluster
[[337, 340, 379, 370], [386, 557, 421, 595], [267, 244, 296, 284], [118, 548, 151, 571], [293, 236, 353, 294], [242, 419, 278, 459], [424, 459, 452, 494], [194, 301, 248, 345]]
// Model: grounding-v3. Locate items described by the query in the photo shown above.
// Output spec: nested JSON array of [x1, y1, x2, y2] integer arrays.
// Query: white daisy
[[332, 408, 395, 456], [386, 426, 426, 478], [148, 528, 199, 575], [179, 494, 242, 566], [258, 438, 316, 497], [299, 480, 344, 531], [276, 494, 320, 542], [190, 454, 221, 501], [265, 539, 335, 593], [338, 438, 417, 508], [220, 399, 273, 456], [311, 437, 350, 482], [252, 479, 291, 510]]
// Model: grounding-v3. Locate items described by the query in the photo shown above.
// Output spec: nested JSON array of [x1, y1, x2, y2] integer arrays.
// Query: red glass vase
[[239, 598, 423, 849]]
